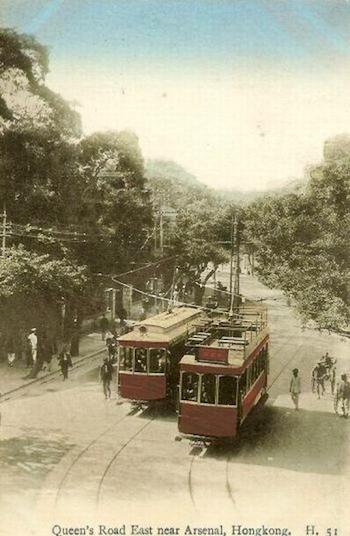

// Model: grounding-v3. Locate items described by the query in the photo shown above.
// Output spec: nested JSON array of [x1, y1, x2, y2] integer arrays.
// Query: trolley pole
[[2, 203, 7, 257]]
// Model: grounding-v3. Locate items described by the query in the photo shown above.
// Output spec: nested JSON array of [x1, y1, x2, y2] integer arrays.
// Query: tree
[[170, 199, 229, 304], [0, 246, 87, 340], [244, 135, 350, 331]]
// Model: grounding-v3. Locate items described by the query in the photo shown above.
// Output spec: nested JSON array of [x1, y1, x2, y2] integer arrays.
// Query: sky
[[2, 0, 350, 191]]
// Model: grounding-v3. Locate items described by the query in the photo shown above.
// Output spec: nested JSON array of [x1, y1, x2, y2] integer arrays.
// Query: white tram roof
[[118, 307, 202, 344]]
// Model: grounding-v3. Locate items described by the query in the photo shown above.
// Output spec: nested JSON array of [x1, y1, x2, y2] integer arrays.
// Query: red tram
[[117, 307, 204, 402], [178, 304, 269, 440]]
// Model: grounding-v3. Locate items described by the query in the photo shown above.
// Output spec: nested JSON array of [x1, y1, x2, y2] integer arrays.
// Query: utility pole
[[229, 214, 234, 298], [228, 214, 239, 318], [233, 215, 240, 309], [159, 207, 164, 254], [154, 220, 157, 253], [2, 203, 7, 257]]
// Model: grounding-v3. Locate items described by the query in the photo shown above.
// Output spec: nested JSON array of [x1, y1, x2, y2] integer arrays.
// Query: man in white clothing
[[28, 328, 38, 364]]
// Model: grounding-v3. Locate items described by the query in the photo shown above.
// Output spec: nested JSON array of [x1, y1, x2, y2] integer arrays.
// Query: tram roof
[[181, 326, 269, 370], [118, 306, 202, 344]]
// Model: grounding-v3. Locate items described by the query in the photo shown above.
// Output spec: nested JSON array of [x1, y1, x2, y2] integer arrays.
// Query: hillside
[[146, 159, 304, 208]]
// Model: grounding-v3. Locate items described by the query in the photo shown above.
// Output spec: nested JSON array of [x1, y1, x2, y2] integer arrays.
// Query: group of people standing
[[0, 326, 74, 381], [289, 352, 350, 417]]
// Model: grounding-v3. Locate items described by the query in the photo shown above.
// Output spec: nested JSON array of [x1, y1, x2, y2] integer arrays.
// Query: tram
[[178, 303, 269, 441], [117, 306, 205, 402]]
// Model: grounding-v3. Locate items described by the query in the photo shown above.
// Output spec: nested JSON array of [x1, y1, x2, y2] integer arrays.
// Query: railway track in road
[[95, 414, 156, 510], [186, 339, 308, 513], [50, 406, 157, 514], [54, 412, 130, 507]]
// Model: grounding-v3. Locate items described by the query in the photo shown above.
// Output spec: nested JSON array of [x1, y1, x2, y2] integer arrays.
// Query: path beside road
[[0, 332, 106, 395]]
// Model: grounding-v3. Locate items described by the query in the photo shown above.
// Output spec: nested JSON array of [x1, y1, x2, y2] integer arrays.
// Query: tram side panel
[[178, 338, 269, 440], [120, 373, 166, 401], [118, 339, 190, 402], [179, 405, 238, 438]]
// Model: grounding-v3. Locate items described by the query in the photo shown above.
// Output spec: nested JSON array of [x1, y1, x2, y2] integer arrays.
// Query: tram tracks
[[54, 413, 130, 507], [49, 406, 157, 515], [186, 338, 308, 513], [95, 415, 156, 510]]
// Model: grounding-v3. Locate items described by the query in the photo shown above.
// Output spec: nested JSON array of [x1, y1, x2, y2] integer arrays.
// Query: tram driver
[[201, 374, 215, 404], [135, 348, 147, 372]]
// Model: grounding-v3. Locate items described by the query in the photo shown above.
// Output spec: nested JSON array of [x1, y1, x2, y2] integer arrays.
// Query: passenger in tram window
[[120, 348, 133, 371], [200, 374, 215, 404], [158, 351, 166, 372], [149, 349, 166, 373], [218, 376, 236, 405], [182, 373, 198, 401]]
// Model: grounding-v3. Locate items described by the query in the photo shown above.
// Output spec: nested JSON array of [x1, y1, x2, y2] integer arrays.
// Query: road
[[0, 275, 349, 536]]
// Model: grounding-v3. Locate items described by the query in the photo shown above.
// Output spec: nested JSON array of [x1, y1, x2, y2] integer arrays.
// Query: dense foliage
[[244, 136, 350, 330]]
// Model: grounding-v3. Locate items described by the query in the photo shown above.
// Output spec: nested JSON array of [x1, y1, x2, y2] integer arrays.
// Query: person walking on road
[[290, 368, 301, 410], [99, 314, 109, 341], [58, 347, 73, 380], [100, 357, 114, 399], [312, 361, 327, 398], [335, 374, 350, 418]]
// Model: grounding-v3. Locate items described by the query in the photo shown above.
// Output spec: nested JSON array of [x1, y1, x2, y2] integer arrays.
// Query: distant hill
[[146, 159, 200, 185], [146, 159, 305, 209], [146, 159, 214, 209], [215, 178, 305, 205]]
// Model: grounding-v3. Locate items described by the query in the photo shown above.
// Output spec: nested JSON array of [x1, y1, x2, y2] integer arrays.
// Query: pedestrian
[[100, 357, 114, 399], [290, 368, 301, 410], [312, 361, 327, 398], [99, 314, 109, 341], [58, 347, 73, 380], [335, 374, 350, 418], [28, 328, 38, 365], [6, 335, 16, 367]]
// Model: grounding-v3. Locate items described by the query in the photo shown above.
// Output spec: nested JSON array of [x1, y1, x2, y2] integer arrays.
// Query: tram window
[[240, 370, 247, 394], [252, 360, 256, 382], [182, 372, 199, 401], [254, 357, 259, 379], [200, 374, 216, 405], [257, 351, 262, 376], [149, 348, 166, 373], [119, 347, 133, 371], [247, 365, 252, 389], [260, 351, 265, 372], [218, 376, 237, 406], [134, 348, 147, 373]]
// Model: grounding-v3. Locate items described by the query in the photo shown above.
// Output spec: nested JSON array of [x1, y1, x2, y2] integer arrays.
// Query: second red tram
[[178, 304, 269, 440], [117, 307, 204, 402]]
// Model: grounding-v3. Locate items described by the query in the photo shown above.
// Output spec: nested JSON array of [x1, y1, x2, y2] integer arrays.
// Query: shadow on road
[[0, 436, 74, 487], [205, 404, 348, 476]]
